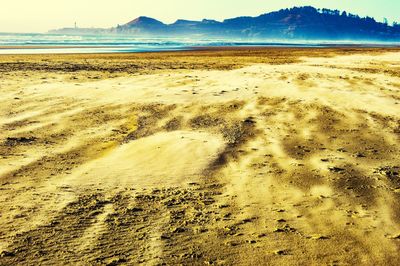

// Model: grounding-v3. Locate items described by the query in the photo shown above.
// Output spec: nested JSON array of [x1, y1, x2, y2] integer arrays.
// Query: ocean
[[0, 33, 398, 54]]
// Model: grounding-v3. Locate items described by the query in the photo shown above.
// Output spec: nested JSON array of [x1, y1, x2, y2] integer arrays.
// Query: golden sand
[[0, 48, 399, 265]]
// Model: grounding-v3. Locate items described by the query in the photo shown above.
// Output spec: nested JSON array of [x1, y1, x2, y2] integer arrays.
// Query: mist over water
[[0, 33, 398, 54]]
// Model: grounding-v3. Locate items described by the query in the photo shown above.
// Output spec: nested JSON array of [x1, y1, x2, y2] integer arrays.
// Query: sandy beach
[[0, 48, 399, 265]]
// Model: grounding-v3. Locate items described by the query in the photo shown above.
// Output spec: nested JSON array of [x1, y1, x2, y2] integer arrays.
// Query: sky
[[0, 0, 399, 33]]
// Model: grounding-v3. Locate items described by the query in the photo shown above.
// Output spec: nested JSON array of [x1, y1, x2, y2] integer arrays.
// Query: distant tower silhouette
[[75, 22, 77, 29]]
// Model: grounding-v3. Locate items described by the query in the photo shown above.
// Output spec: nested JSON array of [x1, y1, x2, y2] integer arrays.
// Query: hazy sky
[[1, 0, 399, 33]]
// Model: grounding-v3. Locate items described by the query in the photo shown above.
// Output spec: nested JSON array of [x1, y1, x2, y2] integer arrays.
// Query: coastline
[[0, 43, 399, 55], [1, 47, 400, 72]]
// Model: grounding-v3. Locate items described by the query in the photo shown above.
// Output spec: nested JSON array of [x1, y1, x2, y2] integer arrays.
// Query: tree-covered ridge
[[51, 6, 400, 41]]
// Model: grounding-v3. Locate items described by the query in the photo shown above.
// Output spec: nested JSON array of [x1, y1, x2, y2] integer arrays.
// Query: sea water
[[0, 32, 397, 54]]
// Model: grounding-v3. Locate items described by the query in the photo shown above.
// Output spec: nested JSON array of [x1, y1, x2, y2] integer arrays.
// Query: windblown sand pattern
[[0, 48, 399, 265]]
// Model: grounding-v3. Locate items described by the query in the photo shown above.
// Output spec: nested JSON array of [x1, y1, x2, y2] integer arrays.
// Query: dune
[[60, 130, 225, 188]]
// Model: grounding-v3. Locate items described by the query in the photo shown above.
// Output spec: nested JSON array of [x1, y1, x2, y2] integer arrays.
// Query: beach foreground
[[0, 48, 399, 265]]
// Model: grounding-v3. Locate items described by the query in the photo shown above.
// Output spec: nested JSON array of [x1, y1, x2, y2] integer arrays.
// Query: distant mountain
[[50, 6, 400, 41], [117, 16, 167, 34]]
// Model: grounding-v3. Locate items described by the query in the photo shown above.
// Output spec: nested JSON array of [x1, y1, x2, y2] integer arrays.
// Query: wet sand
[[0, 48, 399, 265]]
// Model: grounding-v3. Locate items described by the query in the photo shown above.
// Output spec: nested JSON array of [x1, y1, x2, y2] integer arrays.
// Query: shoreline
[[1, 47, 400, 74], [0, 43, 399, 55]]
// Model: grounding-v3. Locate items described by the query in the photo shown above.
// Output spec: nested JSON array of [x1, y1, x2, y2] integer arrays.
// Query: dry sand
[[0, 48, 399, 265]]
